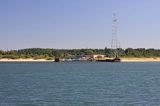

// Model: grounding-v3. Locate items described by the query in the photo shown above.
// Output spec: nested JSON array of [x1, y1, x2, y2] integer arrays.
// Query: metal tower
[[111, 13, 119, 58]]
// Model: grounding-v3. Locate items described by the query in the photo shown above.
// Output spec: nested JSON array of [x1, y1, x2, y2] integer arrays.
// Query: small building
[[92, 55, 106, 59]]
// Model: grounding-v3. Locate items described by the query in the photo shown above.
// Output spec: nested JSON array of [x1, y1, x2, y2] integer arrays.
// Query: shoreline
[[0, 58, 160, 62], [121, 58, 160, 62], [0, 58, 54, 62]]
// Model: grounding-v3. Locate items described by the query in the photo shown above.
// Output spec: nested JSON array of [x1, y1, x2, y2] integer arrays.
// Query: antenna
[[111, 13, 118, 57]]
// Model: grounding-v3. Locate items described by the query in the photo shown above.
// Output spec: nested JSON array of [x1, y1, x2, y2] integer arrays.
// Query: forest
[[0, 48, 160, 59]]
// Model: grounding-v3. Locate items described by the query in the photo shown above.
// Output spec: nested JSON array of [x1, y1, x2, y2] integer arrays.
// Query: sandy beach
[[121, 58, 160, 62]]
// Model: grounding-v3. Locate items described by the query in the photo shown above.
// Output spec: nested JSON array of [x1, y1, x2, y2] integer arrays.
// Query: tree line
[[0, 48, 160, 59]]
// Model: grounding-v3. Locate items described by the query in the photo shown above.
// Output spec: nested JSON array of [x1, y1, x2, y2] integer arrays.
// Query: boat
[[54, 58, 60, 62], [97, 57, 121, 62], [112, 58, 121, 62]]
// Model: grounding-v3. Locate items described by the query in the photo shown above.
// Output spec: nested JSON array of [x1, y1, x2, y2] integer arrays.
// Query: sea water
[[0, 62, 160, 106]]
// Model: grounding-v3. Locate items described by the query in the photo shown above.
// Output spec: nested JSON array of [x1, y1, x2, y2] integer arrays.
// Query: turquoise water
[[0, 62, 160, 106]]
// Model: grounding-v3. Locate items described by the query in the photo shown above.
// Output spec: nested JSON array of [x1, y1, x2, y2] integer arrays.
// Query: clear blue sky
[[1, 0, 160, 50]]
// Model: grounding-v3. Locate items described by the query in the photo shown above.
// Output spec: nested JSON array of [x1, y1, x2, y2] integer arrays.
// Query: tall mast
[[111, 13, 118, 58]]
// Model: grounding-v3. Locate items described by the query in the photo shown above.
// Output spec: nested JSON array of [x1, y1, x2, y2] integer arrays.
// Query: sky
[[1, 0, 160, 50]]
